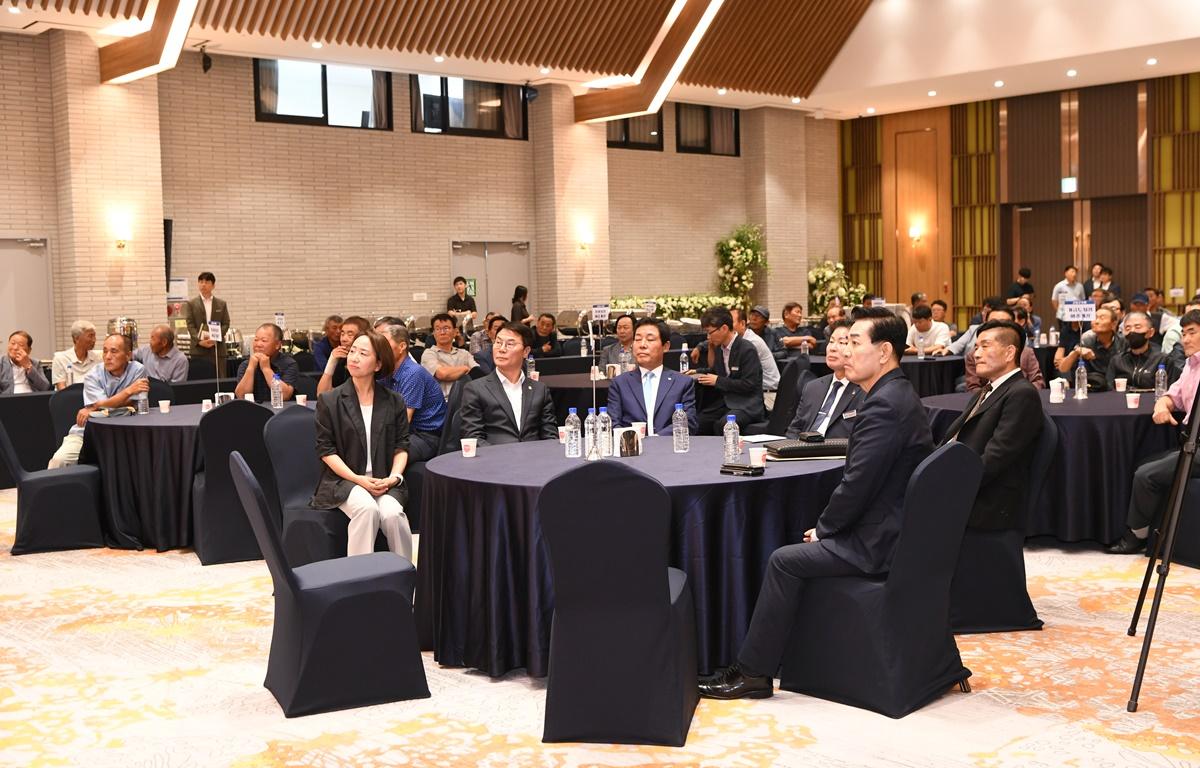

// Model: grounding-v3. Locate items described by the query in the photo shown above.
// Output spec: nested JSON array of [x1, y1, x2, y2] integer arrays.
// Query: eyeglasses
[[494, 340, 523, 350]]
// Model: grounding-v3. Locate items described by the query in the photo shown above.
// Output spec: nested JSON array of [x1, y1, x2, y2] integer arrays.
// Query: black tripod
[[1126, 381, 1200, 712]]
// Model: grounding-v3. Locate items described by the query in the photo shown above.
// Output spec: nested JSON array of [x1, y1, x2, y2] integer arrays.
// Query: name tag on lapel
[[842, 410, 857, 420], [730, 366, 740, 372]]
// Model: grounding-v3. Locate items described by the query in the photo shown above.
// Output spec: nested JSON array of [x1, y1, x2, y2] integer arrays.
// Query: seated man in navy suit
[[605, 318, 697, 435], [691, 307, 765, 435], [700, 307, 932, 699], [785, 318, 863, 439]]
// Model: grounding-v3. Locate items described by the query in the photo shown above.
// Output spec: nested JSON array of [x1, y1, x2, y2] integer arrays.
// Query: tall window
[[675, 103, 739, 156], [411, 75, 527, 140], [607, 110, 663, 151], [254, 59, 392, 130]]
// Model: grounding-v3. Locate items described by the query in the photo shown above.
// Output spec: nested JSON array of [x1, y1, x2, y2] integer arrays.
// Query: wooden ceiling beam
[[99, 0, 199, 83]]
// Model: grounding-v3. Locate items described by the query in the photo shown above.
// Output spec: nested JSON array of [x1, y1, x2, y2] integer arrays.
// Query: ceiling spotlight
[[539, 67, 550, 75], [993, 80, 1005, 88], [717, 87, 727, 96], [866, 107, 876, 114], [434, 55, 445, 63], [927, 90, 937, 97], [311, 42, 323, 49], [7, 5, 20, 13], [1146, 57, 1158, 66], [1066, 68, 1077, 77], [650, 130, 658, 136], [791, 97, 801, 104]]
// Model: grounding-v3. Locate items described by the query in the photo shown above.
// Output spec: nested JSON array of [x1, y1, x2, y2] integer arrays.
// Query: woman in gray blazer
[[311, 328, 413, 559]]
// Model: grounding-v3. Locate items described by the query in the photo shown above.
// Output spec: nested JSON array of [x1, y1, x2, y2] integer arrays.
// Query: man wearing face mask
[[1107, 313, 1174, 391]]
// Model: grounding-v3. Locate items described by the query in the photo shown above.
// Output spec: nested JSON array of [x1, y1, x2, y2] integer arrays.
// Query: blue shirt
[[389, 355, 446, 434], [312, 336, 335, 370], [73, 360, 147, 436]]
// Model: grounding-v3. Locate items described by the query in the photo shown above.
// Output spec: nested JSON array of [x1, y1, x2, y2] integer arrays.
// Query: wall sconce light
[[575, 217, 595, 258], [109, 209, 134, 250], [908, 225, 923, 244]]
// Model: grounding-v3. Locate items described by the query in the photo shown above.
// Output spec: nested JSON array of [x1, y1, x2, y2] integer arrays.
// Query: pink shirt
[[1165, 350, 1200, 423]]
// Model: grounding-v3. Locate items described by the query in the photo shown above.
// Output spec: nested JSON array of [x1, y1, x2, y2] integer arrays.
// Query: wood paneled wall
[[951, 101, 999, 330], [1005, 92, 1061, 203], [1090, 195, 1149, 300], [1150, 73, 1200, 310], [840, 117, 883, 294], [1016, 201, 1074, 326], [1079, 82, 1141, 199]]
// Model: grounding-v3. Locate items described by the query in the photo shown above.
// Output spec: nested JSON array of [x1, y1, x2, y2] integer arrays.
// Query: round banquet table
[[809, 354, 964, 397], [922, 390, 1179, 544], [414, 436, 845, 678], [539, 373, 610, 424]]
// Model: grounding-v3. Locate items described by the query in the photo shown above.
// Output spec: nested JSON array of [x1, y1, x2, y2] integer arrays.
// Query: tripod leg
[[1128, 521, 1166, 637], [1128, 560, 1171, 712]]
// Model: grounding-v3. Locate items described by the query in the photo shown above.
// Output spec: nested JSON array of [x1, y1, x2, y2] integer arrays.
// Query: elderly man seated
[[382, 324, 447, 461], [422, 313, 479, 397], [1054, 306, 1125, 391], [312, 314, 342, 371], [133, 324, 189, 384], [48, 334, 148, 469], [51, 320, 102, 390], [905, 305, 952, 355], [964, 307, 1044, 390], [1107, 312, 1173, 391], [318, 315, 370, 395], [731, 307, 780, 402], [532, 313, 563, 358], [1, 331, 50, 394], [234, 323, 298, 402], [772, 302, 820, 357]]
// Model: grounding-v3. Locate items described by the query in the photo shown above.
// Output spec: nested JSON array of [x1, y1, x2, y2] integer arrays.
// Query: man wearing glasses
[[422, 313, 479, 398], [688, 307, 764, 435], [459, 322, 557, 446]]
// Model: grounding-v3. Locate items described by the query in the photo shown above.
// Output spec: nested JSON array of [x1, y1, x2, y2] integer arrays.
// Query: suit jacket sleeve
[[185, 299, 202, 339], [458, 382, 490, 445], [715, 342, 761, 396], [977, 386, 1042, 488], [27, 361, 50, 392], [681, 377, 699, 434], [392, 391, 411, 453], [815, 395, 905, 539], [314, 394, 338, 458], [606, 375, 628, 427], [538, 387, 558, 439]]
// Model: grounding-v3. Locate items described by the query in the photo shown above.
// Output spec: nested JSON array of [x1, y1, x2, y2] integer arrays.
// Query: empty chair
[[264, 405, 342, 566], [228, 452, 429, 716], [147, 377, 174, 407], [951, 413, 1057, 633], [188, 357, 218, 381], [193, 400, 276, 565], [293, 351, 317, 372], [555, 309, 579, 335], [744, 361, 811, 436], [292, 373, 318, 400], [779, 442, 982, 718], [48, 383, 85, 442], [0, 420, 105, 555], [539, 461, 698, 746]]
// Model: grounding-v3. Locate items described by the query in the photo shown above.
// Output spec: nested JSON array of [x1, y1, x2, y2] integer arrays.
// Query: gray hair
[[382, 324, 410, 346], [70, 319, 96, 340], [152, 323, 176, 347], [1123, 312, 1150, 328]]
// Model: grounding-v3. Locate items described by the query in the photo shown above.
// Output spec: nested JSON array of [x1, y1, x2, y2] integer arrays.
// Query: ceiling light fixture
[[650, 130, 659, 136], [1146, 57, 1158, 66], [716, 87, 727, 95], [311, 42, 323, 49], [434, 55, 445, 63], [993, 80, 1005, 88], [791, 97, 801, 104], [927, 90, 937, 97], [1066, 68, 1077, 77], [7, 5, 20, 13], [866, 107, 876, 114], [539, 67, 550, 75]]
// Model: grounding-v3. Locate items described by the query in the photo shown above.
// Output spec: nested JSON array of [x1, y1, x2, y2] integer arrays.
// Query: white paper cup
[[529, 370, 540, 381], [590, 365, 602, 381], [557, 426, 568, 444], [460, 438, 478, 457], [158, 400, 171, 414], [1126, 393, 1141, 409], [201, 398, 213, 412], [1114, 378, 1128, 392], [243, 393, 255, 402], [296, 394, 308, 406], [1039, 333, 1048, 346], [605, 364, 620, 379], [632, 421, 647, 438], [748, 446, 768, 467]]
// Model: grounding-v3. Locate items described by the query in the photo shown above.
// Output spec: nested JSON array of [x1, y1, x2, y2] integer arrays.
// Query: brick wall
[[0, 33, 58, 242]]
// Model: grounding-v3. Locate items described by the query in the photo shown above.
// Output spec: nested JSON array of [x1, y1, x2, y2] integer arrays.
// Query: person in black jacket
[[311, 328, 413, 560], [459, 322, 558, 446], [939, 320, 1043, 529], [700, 308, 932, 699], [690, 307, 765, 434], [785, 319, 863, 439]]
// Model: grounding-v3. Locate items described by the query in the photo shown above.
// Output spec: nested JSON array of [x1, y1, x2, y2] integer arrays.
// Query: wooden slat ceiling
[[20, 0, 149, 18]]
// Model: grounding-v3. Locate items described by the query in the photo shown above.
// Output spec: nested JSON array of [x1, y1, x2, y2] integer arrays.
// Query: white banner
[[1062, 300, 1096, 323], [592, 303, 611, 322]]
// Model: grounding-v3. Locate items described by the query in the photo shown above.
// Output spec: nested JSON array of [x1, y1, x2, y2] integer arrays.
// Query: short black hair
[[257, 322, 283, 343], [374, 315, 403, 327], [453, 275, 467, 285], [499, 321, 533, 349], [538, 313, 556, 326], [1064, 264, 1077, 273], [982, 295, 1004, 311], [1099, 265, 1113, 277], [828, 318, 854, 334], [1180, 309, 1200, 329], [986, 306, 1014, 322], [910, 292, 926, 305], [931, 299, 948, 311], [198, 271, 216, 283], [342, 315, 369, 334], [1018, 267, 1032, 278], [701, 307, 733, 332], [849, 305, 871, 320], [634, 317, 670, 344], [912, 304, 933, 321], [614, 313, 635, 330], [977, 319, 1026, 358], [487, 314, 508, 331], [431, 313, 455, 328], [855, 306, 907, 362]]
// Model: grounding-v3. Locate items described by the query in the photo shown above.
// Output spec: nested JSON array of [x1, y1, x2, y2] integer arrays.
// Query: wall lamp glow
[[110, 210, 134, 250], [908, 225, 923, 244]]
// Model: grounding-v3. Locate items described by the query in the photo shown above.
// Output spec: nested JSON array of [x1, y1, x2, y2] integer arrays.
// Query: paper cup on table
[[1126, 393, 1141, 409], [529, 370, 540, 381], [201, 398, 213, 412], [632, 421, 647, 438], [243, 393, 255, 402], [296, 394, 308, 406], [748, 446, 768, 467], [557, 426, 568, 444], [158, 400, 171, 414], [460, 438, 478, 457], [605, 364, 620, 379], [590, 365, 602, 381], [1114, 378, 1128, 392]]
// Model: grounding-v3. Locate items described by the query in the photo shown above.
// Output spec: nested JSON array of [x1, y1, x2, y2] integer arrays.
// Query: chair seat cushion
[[25, 463, 100, 485], [294, 551, 415, 592]]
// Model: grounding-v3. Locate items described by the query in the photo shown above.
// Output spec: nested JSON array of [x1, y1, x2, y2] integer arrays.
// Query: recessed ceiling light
[[866, 107, 876, 114], [1066, 68, 1078, 77], [791, 97, 801, 104], [650, 130, 658, 136], [1146, 57, 1158, 66], [539, 67, 550, 75], [7, 5, 20, 13], [717, 88, 727, 96], [993, 80, 1005, 88], [927, 90, 937, 97], [434, 55, 445, 63], [311, 42, 323, 49]]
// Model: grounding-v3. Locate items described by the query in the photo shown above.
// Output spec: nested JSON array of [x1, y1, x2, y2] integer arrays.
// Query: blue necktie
[[642, 371, 656, 421], [809, 380, 844, 433]]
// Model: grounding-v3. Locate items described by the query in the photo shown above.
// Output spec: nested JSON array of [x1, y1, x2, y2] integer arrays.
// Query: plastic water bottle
[[598, 407, 613, 456], [1049, 326, 1060, 347], [1074, 360, 1088, 400], [800, 338, 810, 355], [579, 336, 590, 357], [565, 407, 582, 458], [271, 373, 283, 409], [672, 403, 690, 453], [135, 391, 149, 415], [723, 414, 741, 462], [617, 346, 634, 373], [916, 334, 926, 360], [584, 408, 599, 460], [1154, 364, 1168, 400], [679, 343, 690, 373]]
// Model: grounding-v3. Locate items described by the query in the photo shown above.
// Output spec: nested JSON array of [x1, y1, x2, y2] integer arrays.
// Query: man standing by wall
[[185, 271, 230, 373]]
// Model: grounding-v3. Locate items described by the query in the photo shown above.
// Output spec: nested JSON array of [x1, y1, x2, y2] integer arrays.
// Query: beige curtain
[[410, 75, 427, 131], [454, 81, 500, 131], [257, 59, 279, 114], [371, 70, 390, 129], [503, 84, 525, 138], [677, 104, 707, 149], [628, 112, 659, 144], [711, 107, 737, 155]]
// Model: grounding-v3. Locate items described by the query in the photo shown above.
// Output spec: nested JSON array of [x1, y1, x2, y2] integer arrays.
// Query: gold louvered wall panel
[[950, 101, 999, 331], [841, 116, 883, 294], [1150, 73, 1200, 311]]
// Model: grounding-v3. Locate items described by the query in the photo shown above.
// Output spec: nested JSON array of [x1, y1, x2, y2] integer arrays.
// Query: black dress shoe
[[1107, 532, 1147, 555], [698, 664, 773, 700]]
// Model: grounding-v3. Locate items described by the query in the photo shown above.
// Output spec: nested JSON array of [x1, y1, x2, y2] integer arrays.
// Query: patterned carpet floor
[[1, 488, 1198, 767]]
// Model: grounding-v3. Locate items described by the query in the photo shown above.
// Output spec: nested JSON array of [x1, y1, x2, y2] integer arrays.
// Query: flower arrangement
[[612, 293, 740, 321], [716, 224, 767, 310], [807, 260, 867, 315]]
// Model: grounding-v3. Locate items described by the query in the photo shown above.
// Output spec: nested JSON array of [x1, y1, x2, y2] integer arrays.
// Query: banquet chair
[[555, 309, 579, 335], [436, 378, 467, 456], [229, 451, 429, 717], [1172, 479, 1200, 569], [744, 362, 810, 436], [0, 419, 105, 555], [779, 442, 981, 718], [292, 374, 318, 400], [187, 357, 217, 381], [48, 383, 84, 442], [539, 461, 698, 746], [561, 337, 582, 356], [147, 377, 174, 407], [292, 351, 316, 372], [193, 400, 276, 565], [950, 413, 1055, 633]]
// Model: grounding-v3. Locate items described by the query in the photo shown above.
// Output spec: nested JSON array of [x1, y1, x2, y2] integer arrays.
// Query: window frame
[[674, 102, 740, 157], [606, 110, 664, 151], [409, 74, 528, 141], [252, 58, 394, 131]]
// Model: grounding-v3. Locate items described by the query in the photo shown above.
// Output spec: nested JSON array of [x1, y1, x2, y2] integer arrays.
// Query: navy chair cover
[[293, 351, 316, 372], [263, 406, 342, 567], [779, 442, 982, 718], [228, 452, 429, 716], [950, 413, 1056, 633], [436, 378, 467, 456], [49, 384, 84, 442], [147, 377, 174, 407], [0, 420, 104, 555], [539, 461, 698, 746], [192, 400, 276, 565], [746, 361, 810, 436], [292, 374, 318, 400], [1174, 479, 1200, 569], [187, 357, 218, 381]]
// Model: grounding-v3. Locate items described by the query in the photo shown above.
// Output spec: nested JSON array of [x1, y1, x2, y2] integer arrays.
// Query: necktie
[[642, 371, 655, 420], [946, 382, 992, 443], [809, 380, 844, 433]]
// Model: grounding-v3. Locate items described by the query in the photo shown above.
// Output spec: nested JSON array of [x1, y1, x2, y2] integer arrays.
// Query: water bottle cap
[[568, 407, 577, 414], [681, 343, 688, 350], [726, 414, 736, 422], [1158, 363, 1166, 369], [273, 373, 281, 380], [588, 408, 596, 415], [675, 403, 683, 410], [599, 407, 607, 413]]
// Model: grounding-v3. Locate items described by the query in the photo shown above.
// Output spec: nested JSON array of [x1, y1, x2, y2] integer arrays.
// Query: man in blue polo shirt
[[382, 324, 447, 461]]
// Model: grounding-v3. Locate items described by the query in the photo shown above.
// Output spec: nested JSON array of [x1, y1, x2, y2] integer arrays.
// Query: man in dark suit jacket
[[700, 308, 932, 700], [941, 320, 1044, 529], [459, 322, 557, 446], [691, 307, 764, 434], [184, 271, 231, 369], [606, 318, 698, 435], [786, 319, 863, 439]]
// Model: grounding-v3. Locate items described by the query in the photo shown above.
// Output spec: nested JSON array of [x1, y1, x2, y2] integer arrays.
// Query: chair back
[[147, 377, 174, 406], [765, 362, 811, 435], [562, 337, 582, 356], [263, 406, 321, 513], [198, 399, 279, 527], [293, 373, 318, 399], [229, 451, 298, 597], [293, 351, 317, 372], [555, 309, 579, 333], [49, 383, 84, 442], [188, 357, 217, 381], [0, 420, 29, 483], [1023, 412, 1057, 528], [887, 442, 982, 599], [540, 462, 671, 619], [437, 378, 468, 455]]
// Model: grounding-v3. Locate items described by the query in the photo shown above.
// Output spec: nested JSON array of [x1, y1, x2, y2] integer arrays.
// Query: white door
[[0, 239, 55, 360], [484, 242, 531, 321]]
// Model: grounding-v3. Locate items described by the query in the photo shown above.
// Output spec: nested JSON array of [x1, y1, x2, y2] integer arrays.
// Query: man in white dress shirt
[[732, 307, 781, 409], [785, 320, 864, 439], [51, 320, 102, 390]]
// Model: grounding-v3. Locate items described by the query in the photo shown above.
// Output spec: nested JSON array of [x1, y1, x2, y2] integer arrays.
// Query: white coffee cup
[[748, 446, 768, 467], [1114, 378, 1128, 392], [461, 438, 478, 457], [529, 370, 540, 381], [1126, 393, 1141, 409], [632, 421, 647, 438], [557, 426, 568, 444], [201, 398, 213, 412], [243, 393, 255, 402], [296, 394, 308, 406], [1039, 332, 1048, 346], [158, 400, 171, 414]]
